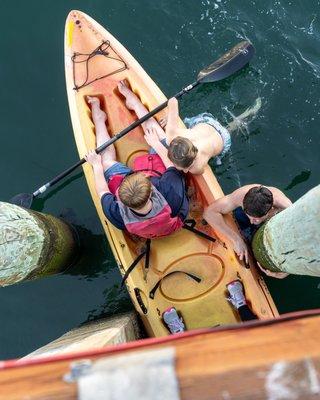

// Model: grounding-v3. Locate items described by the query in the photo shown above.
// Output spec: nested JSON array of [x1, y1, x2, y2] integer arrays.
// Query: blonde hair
[[168, 136, 198, 168], [118, 172, 152, 209]]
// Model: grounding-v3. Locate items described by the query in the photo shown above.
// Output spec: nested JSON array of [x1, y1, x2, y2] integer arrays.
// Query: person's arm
[[165, 97, 180, 143], [84, 150, 110, 197], [257, 262, 289, 279], [204, 190, 249, 263], [267, 187, 292, 209], [155, 167, 189, 220], [144, 127, 174, 169]]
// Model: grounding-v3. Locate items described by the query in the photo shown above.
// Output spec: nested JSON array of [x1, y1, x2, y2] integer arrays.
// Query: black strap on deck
[[120, 220, 214, 289], [121, 239, 151, 287], [183, 219, 216, 243], [149, 270, 201, 299]]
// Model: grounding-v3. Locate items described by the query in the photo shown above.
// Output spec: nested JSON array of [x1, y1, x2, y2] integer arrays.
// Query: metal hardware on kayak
[[134, 288, 148, 314], [149, 271, 202, 300], [10, 40, 255, 209]]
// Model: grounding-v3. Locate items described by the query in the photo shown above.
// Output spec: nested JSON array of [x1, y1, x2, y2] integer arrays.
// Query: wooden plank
[[0, 315, 319, 400]]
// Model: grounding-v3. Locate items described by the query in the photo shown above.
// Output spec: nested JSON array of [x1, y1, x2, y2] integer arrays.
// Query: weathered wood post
[[0, 202, 79, 286], [252, 185, 320, 277]]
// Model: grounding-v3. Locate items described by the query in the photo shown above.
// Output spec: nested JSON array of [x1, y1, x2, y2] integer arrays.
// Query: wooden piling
[[252, 185, 320, 276], [0, 202, 79, 286]]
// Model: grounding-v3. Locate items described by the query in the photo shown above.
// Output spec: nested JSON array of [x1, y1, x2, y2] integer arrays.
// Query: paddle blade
[[197, 41, 255, 83], [10, 193, 34, 209]]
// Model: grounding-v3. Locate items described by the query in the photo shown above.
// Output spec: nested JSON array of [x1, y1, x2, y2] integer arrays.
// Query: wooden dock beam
[[0, 311, 319, 399]]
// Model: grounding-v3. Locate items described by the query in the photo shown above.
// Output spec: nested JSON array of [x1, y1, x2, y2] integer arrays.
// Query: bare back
[[166, 99, 224, 174], [210, 185, 292, 216]]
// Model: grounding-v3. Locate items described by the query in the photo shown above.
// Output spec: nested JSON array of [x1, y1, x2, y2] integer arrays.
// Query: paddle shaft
[[33, 80, 199, 197]]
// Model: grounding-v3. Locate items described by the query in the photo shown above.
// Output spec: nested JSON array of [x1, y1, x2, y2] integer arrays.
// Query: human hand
[[232, 236, 249, 264], [144, 127, 161, 148], [84, 149, 102, 167], [257, 262, 289, 279]]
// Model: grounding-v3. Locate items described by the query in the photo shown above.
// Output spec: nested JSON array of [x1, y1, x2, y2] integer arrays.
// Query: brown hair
[[243, 186, 273, 217], [168, 136, 198, 168], [118, 172, 152, 209]]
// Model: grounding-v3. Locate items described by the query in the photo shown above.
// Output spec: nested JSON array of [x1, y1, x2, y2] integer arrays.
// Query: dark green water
[[0, 0, 319, 359]]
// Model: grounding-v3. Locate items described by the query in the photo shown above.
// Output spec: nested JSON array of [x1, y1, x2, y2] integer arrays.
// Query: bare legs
[[87, 96, 116, 170], [117, 80, 166, 140], [88, 81, 166, 169]]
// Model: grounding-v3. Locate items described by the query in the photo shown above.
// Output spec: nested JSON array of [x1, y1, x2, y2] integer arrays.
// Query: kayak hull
[[65, 10, 278, 337]]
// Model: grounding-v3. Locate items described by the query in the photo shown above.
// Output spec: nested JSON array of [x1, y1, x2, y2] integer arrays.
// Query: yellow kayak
[[65, 10, 278, 337]]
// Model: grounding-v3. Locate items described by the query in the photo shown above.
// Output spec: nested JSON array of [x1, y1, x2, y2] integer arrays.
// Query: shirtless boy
[[117, 81, 231, 175], [204, 185, 292, 277]]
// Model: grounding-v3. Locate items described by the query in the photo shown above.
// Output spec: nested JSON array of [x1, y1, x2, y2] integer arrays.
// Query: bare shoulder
[[265, 185, 285, 196], [230, 184, 258, 202], [221, 184, 264, 208], [206, 184, 260, 214], [166, 127, 191, 144], [265, 186, 292, 207]]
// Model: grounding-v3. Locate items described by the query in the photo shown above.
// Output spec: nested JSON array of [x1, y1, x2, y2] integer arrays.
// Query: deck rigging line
[[72, 40, 128, 90]]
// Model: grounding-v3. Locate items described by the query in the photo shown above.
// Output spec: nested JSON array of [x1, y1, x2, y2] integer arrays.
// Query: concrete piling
[[0, 202, 79, 286], [252, 185, 320, 276]]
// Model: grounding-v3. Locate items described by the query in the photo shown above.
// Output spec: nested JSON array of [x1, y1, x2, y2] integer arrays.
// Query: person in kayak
[[117, 80, 231, 175], [118, 81, 262, 175], [203, 185, 292, 278], [84, 96, 189, 239]]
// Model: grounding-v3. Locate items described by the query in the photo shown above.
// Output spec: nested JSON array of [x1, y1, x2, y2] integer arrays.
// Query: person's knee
[[102, 159, 117, 171]]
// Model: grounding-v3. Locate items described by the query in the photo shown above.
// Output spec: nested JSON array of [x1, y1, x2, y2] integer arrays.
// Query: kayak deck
[[65, 10, 278, 337]]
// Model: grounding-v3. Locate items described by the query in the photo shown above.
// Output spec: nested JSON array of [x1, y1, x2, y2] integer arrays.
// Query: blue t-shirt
[[101, 167, 189, 230]]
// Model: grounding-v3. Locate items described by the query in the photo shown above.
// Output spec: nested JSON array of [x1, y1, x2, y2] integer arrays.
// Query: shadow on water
[[61, 221, 133, 322], [285, 170, 311, 191], [61, 215, 132, 322], [265, 274, 320, 313], [85, 285, 132, 323], [31, 171, 84, 212]]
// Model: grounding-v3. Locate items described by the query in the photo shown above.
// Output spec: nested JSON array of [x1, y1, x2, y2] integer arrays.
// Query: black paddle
[[11, 41, 254, 209]]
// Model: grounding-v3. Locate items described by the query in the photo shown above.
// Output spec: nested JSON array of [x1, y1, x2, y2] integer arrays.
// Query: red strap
[[108, 174, 125, 195]]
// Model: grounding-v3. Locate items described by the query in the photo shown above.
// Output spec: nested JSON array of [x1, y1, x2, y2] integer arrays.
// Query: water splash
[[296, 48, 320, 78], [225, 97, 262, 138]]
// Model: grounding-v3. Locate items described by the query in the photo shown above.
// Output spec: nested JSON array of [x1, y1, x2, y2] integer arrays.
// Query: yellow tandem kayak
[[64, 10, 278, 337]]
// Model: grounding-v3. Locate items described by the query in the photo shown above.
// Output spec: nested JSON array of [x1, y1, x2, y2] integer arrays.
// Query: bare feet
[[159, 116, 167, 128], [87, 96, 107, 124], [117, 80, 167, 140], [117, 80, 139, 110]]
